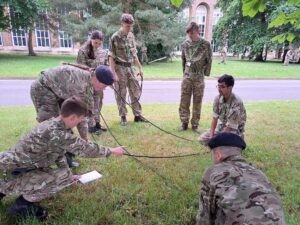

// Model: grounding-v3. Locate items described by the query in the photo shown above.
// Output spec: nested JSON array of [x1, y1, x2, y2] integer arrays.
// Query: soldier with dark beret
[[30, 64, 114, 167], [196, 133, 286, 225]]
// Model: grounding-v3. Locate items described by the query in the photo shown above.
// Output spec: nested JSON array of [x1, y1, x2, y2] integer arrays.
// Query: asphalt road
[[0, 79, 299, 106]]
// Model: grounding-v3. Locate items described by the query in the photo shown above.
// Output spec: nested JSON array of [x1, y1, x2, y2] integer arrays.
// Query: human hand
[[111, 146, 125, 156]]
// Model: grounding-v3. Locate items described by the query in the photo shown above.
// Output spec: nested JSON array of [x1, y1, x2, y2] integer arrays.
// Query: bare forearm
[[210, 117, 218, 136]]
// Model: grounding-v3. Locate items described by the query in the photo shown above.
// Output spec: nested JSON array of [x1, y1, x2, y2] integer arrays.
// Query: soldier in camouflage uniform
[[179, 22, 212, 133], [109, 13, 147, 126], [0, 96, 124, 220], [77, 30, 109, 135], [141, 45, 149, 65], [30, 65, 114, 167], [218, 45, 227, 64], [196, 132, 286, 225], [199, 74, 246, 144]]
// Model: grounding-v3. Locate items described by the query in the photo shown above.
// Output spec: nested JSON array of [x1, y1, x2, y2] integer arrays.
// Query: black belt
[[115, 61, 132, 67]]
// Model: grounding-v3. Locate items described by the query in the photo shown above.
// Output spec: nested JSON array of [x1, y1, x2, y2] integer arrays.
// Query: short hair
[[186, 21, 199, 34], [218, 74, 235, 87], [90, 30, 104, 41], [60, 96, 90, 117], [121, 13, 134, 24]]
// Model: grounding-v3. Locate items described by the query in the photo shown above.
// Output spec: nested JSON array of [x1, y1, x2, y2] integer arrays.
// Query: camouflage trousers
[[141, 53, 148, 64], [179, 76, 205, 127], [88, 91, 104, 127], [199, 129, 244, 144], [0, 168, 73, 202], [114, 65, 142, 117], [30, 77, 88, 139]]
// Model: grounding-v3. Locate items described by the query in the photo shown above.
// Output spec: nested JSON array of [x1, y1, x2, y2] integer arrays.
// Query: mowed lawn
[[0, 53, 299, 79], [0, 101, 299, 225]]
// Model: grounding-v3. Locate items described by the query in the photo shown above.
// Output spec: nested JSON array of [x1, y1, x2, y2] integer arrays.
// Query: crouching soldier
[[0, 96, 124, 220]]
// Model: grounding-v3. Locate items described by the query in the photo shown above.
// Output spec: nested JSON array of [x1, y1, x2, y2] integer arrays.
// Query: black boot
[[8, 196, 48, 221], [88, 126, 101, 135], [181, 122, 188, 131], [134, 115, 148, 123], [0, 193, 5, 201], [120, 116, 127, 126], [65, 152, 80, 167], [95, 122, 107, 132]]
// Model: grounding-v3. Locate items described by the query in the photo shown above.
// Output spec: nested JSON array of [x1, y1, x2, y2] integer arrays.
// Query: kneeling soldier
[[0, 96, 124, 220]]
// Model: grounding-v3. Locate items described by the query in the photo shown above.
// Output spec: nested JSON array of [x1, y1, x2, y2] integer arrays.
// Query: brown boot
[[181, 122, 188, 131]]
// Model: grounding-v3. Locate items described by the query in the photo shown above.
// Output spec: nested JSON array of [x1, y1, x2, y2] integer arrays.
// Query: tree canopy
[[48, 0, 190, 60]]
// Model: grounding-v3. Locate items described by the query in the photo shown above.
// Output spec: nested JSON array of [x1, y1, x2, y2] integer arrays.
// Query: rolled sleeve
[[108, 38, 116, 59]]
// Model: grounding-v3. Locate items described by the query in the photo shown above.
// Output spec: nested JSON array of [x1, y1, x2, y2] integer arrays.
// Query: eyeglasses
[[216, 85, 228, 89]]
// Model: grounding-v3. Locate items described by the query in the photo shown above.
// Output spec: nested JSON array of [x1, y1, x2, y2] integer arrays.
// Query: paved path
[[0, 79, 299, 106]]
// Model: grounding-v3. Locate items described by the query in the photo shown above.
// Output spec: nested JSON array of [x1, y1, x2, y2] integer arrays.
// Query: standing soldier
[[0, 96, 124, 221], [77, 30, 108, 135], [196, 132, 286, 225], [179, 21, 212, 133], [30, 65, 114, 166], [109, 13, 147, 126], [218, 45, 227, 64], [283, 48, 294, 66], [141, 45, 149, 65]]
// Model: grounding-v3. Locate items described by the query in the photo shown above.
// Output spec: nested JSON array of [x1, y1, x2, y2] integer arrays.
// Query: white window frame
[[196, 5, 207, 38], [12, 29, 27, 46], [59, 30, 73, 48], [35, 29, 51, 47]]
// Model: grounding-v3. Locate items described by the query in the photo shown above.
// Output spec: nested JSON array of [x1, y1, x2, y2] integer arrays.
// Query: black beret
[[95, 65, 114, 85], [207, 132, 246, 150]]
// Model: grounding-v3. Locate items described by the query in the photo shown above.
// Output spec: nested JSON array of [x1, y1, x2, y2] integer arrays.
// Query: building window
[[59, 31, 73, 48], [12, 29, 27, 46], [35, 20, 50, 47], [0, 33, 2, 46], [196, 5, 207, 38], [213, 8, 223, 26]]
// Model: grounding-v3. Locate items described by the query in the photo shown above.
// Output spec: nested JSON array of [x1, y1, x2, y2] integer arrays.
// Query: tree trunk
[[282, 49, 288, 63], [254, 50, 264, 62], [27, 29, 36, 56]]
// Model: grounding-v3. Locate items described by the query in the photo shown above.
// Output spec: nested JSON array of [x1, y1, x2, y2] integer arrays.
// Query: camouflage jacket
[[108, 29, 138, 64], [196, 155, 286, 225], [41, 65, 94, 113], [212, 93, 246, 133], [77, 41, 108, 68], [181, 38, 212, 77], [0, 117, 111, 171]]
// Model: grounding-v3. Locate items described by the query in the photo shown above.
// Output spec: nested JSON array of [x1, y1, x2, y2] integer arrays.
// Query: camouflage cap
[[121, 13, 135, 24], [208, 133, 246, 150], [95, 65, 114, 85]]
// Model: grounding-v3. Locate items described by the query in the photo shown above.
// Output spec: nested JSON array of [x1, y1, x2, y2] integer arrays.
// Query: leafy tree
[[214, 0, 278, 61], [1, 0, 48, 56], [48, 0, 190, 60], [242, 0, 300, 44]]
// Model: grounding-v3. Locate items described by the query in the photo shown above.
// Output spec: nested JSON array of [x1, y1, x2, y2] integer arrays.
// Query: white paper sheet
[[79, 170, 103, 184]]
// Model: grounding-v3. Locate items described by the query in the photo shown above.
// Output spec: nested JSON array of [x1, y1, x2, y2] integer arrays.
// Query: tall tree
[[214, 0, 293, 61], [242, 0, 300, 44], [4, 0, 48, 56], [48, 0, 190, 60]]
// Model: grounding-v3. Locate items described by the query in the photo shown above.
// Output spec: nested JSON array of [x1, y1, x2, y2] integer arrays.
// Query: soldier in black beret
[[196, 132, 286, 224]]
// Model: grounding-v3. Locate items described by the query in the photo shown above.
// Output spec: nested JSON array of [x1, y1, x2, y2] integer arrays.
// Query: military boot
[[0, 193, 5, 201], [192, 126, 200, 133], [181, 122, 188, 131], [88, 126, 101, 135], [134, 115, 148, 123], [95, 122, 107, 132], [120, 116, 127, 126], [8, 196, 48, 221]]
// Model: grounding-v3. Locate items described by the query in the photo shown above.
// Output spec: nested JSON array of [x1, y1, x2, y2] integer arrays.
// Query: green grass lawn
[[0, 53, 299, 79], [0, 101, 299, 224]]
